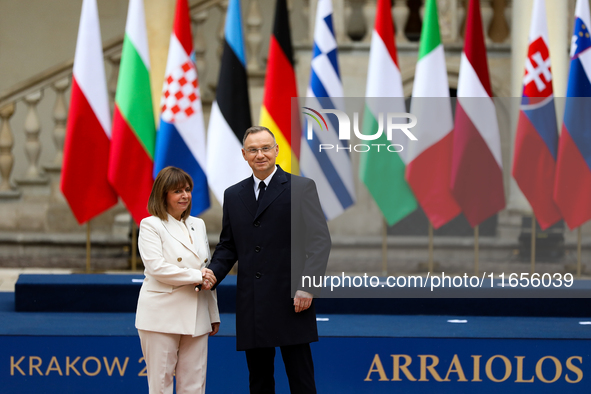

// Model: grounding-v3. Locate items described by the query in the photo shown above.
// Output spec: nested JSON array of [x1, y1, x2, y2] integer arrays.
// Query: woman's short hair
[[148, 166, 194, 221]]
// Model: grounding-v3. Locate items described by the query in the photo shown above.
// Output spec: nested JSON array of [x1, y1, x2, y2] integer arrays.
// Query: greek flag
[[300, 0, 356, 221]]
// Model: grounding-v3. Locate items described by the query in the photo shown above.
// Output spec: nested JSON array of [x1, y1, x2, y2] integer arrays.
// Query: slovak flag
[[154, 0, 210, 216], [512, 0, 561, 230], [554, 0, 591, 229]]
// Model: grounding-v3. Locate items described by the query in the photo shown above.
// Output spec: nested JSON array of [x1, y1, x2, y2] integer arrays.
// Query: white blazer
[[136, 214, 220, 336]]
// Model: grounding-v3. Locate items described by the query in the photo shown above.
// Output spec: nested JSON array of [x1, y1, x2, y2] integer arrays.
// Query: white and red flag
[[512, 0, 561, 230], [61, 0, 118, 224], [450, 0, 505, 227]]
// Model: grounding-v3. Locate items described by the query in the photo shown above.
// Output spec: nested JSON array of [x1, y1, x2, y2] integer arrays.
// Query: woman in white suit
[[136, 166, 220, 394]]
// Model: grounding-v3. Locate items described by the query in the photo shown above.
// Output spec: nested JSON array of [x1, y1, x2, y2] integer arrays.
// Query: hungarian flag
[[512, 0, 561, 230], [108, 0, 156, 225], [61, 0, 117, 224], [259, 0, 300, 174], [154, 0, 210, 216], [359, 0, 416, 226], [451, 0, 505, 227], [554, 0, 591, 229], [406, 0, 460, 229], [206, 0, 252, 205]]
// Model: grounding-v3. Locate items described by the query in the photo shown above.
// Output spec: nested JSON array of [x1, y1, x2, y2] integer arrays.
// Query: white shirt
[[253, 165, 278, 200]]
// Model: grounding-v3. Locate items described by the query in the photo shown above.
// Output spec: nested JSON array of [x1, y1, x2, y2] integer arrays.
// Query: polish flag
[[61, 0, 118, 224]]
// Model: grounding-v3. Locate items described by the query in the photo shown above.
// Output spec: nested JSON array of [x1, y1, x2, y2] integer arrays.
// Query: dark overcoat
[[209, 165, 331, 350]]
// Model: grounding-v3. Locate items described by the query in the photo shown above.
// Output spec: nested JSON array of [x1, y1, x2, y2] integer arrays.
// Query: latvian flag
[[512, 0, 561, 230], [154, 0, 210, 216], [554, 0, 591, 229], [451, 0, 505, 227]]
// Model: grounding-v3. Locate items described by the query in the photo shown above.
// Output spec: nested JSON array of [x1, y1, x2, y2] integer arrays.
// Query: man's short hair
[[148, 166, 194, 221], [243, 126, 276, 146]]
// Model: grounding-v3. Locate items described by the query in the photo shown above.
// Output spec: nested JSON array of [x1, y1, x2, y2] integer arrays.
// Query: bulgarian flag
[[259, 0, 300, 174], [108, 0, 156, 225], [359, 0, 416, 226], [451, 0, 505, 227], [406, 0, 460, 229], [61, 0, 118, 224]]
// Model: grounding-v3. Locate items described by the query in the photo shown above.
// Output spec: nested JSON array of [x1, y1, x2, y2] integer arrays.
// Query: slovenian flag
[[512, 0, 561, 230], [406, 0, 460, 229], [359, 0, 416, 226], [451, 0, 505, 227], [154, 0, 210, 216], [554, 0, 591, 229], [109, 0, 156, 225], [61, 0, 118, 224]]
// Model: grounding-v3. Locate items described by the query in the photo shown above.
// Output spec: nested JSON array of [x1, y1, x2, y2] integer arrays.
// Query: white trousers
[[138, 329, 209, 394]]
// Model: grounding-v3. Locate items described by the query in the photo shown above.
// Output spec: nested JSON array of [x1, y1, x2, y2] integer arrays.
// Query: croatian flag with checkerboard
[[154, 0, 210, 215]]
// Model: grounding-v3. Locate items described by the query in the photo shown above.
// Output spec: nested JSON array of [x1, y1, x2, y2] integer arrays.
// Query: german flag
[[259, 0, 301, 174]]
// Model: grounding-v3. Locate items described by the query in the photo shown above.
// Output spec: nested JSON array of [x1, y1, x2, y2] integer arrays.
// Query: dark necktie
[[258, 181, 266, 206]]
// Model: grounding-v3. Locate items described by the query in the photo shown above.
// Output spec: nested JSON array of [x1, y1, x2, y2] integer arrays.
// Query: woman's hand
[[210, 322, 220, 336], [200, 268, 217, 290]]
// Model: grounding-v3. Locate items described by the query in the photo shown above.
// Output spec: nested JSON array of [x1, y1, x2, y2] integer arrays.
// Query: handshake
[[195, 267, 217, 292]]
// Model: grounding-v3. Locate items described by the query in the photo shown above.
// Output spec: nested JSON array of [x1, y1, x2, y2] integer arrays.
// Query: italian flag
[[359, 0, 416, 226], [406, 0, 461, 229], [108, 0, 156, 225]]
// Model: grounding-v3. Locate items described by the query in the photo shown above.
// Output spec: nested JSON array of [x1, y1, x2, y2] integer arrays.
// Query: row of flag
[[310, 0, 591, 232], [60, 0, 591, 234], [61, 0, 238, 225]]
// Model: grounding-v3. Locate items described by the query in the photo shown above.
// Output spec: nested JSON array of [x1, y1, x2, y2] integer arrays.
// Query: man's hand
[[200, 268, 217, 290], [293, 290, 313, 313], [210, 322, 220, 336]]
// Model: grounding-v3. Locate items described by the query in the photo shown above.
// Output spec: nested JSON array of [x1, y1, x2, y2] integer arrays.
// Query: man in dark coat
[[208, 126, 331, 393]]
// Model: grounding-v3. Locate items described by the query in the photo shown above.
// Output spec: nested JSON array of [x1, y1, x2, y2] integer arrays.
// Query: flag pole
[[474, 225, 479, 275], [86, 221, 91, 273], [131, 221, 138, 271], [382, 219, 388, 276], [577, 227, 582, 278], [530, 216, 536, 275], [428, 222, 434, 273]]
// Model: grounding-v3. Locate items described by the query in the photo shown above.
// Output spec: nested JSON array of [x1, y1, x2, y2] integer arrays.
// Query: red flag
[[61, 0, 117, 224], [451, 0, 505, 227]]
